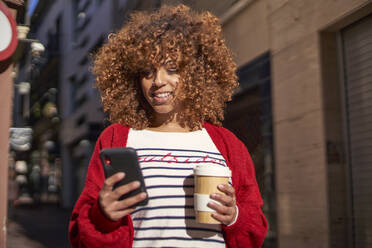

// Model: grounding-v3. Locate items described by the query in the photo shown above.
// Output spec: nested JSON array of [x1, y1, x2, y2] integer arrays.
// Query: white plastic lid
[[193, 165, 231, 177]]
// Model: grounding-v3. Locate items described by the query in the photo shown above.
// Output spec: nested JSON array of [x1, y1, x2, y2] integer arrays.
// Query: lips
[[152, 91, 174, 104]]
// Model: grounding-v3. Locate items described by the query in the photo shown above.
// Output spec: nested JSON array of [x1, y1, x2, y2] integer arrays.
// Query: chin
[[152, 105, 175, 115]]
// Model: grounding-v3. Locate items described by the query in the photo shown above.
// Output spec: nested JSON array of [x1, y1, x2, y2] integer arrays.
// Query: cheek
[[173, 78, 182, 96], [170, 76, 180, 90], [141, 79, 152, 95]]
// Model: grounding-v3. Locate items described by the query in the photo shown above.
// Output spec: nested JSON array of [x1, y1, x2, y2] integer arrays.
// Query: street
[[7, 204, 71, 248]]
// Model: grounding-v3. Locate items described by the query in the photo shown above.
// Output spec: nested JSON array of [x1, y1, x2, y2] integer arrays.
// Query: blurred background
[[1, 0, 371, 247]]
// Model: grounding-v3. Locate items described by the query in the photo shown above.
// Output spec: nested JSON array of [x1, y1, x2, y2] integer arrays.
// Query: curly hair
[[93, 4, 238, 130]]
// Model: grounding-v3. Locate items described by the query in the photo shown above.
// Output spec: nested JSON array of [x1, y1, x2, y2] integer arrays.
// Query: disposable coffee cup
[[193, 165, 232, 224]]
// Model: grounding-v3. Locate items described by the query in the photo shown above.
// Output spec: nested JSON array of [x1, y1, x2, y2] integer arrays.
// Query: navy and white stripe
[[127, 128, 230, 248]]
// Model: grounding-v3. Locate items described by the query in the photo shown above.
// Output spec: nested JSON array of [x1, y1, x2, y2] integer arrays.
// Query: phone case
[[100, 147, 148, 206]]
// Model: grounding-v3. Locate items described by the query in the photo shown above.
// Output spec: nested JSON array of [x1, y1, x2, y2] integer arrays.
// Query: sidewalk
[[7, 204, 71, 248]]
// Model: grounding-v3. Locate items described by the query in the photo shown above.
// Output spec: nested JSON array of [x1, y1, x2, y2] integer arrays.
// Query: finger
[[217, 184, 235, 197], [109, 207, 137, 221], [105, 207, 136, 221], [207, 201, 234, 216], [211, 212, 233, 225], [102, 172, 125, 191], [210, 193, 234, 207], [111, 180, 141, 200], [115, 192, 147, 210]]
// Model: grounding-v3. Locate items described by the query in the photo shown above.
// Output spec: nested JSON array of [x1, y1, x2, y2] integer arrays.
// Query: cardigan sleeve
[[68, 126, 133, 248], [198, 123, 268, 247], [220, 131, 268, 248]]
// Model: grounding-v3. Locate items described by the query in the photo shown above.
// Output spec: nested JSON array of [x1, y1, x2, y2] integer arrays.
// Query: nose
[[153, 68, 166, 87]]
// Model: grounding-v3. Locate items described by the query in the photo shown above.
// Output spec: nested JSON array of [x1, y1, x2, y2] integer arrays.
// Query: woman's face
[[140, 60, 181, 115]]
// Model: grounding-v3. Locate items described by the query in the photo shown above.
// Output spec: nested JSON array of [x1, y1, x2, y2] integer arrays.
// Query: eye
[[166, 67, 178, 73], [141, 69, 154, 79], [163, 59, 178, 70], [165, 62, 178, 73]]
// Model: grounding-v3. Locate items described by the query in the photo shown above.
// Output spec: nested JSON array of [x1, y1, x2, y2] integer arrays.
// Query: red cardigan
[[69, 123, 268, 248]]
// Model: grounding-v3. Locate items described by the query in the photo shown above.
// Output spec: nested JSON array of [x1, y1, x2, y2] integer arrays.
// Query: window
[[223, 52, 276, 247]]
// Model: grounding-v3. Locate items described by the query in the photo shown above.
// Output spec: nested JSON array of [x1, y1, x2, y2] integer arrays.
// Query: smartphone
[[100, 147, 148, 206]]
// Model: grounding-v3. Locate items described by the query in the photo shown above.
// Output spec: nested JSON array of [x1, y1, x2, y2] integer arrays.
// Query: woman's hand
[[208, 184, 237, 225], [98, 172, 147, 221]]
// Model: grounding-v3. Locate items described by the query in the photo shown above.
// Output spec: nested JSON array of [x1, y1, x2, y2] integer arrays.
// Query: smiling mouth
[[152, 91, 174, 104]]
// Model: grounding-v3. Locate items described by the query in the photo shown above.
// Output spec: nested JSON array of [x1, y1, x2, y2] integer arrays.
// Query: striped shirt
[[127, 128, 231, 248]]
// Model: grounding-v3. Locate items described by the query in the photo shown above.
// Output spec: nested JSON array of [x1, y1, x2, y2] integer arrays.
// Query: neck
[[146, 123, 190, 132], [148, 112, 191, 132]]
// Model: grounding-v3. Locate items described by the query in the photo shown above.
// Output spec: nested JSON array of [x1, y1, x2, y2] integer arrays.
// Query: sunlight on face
[[140, 60, 181, 116]]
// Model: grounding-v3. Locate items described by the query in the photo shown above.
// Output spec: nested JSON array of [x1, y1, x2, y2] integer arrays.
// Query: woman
[[69, 4, 267, 248]]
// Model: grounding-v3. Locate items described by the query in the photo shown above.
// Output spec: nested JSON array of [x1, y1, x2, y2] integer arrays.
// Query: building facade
[[1, 0, 26, 246], [209, 0, 371, 247], [18, 0, 159, 209]]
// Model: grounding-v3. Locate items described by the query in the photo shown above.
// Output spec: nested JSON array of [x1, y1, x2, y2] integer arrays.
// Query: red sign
[[0, 1, 18, 61]]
